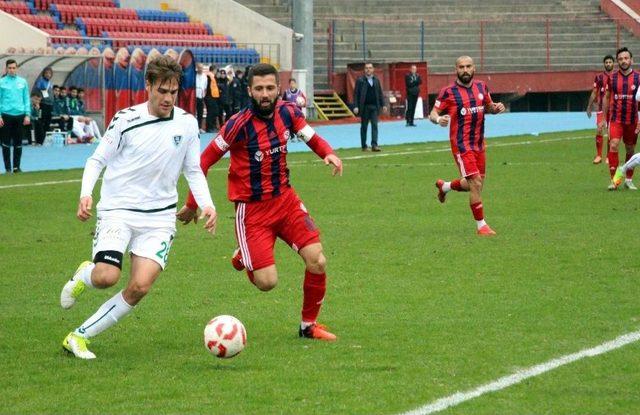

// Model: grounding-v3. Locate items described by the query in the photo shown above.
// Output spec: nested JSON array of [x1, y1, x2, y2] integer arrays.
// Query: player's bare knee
[[124, 282, 151, 303], [305, 252, 326, 274], [254, 276, 277, 291], [92, 264, 120, 288]]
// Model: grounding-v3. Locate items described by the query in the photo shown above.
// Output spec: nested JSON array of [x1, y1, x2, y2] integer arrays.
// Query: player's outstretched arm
[[488, 102, 506, 114], [199, 206, 218, 234], [324, 153, 343, 177], [429, 108, 449, 127], [586, 89, 597, 118], [600, 90, 610, 130], [77, 196, 92, 221], [176, 205, 198, 224]]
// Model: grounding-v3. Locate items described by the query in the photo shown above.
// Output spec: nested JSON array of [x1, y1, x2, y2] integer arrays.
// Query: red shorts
[[609, 121, 638, 145], [454, 150, 485, 178], [234, 188, 320, 271]]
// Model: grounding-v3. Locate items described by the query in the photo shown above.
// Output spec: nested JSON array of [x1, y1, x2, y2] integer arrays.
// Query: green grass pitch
[[1, 129, 640, 414]]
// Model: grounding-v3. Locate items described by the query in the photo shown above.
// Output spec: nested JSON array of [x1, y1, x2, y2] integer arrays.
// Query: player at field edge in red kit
[[176, 63, 343, 341], [430, 56, 505, 236], [601, 46, 640, 191], [586, 54, 614, 164]]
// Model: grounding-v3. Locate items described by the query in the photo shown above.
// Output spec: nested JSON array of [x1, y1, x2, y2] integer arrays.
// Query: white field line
[[0, 135, 590, 190], [399, 329, 640, 415]]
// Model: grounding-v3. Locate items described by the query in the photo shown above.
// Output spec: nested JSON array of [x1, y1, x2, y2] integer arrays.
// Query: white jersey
[[80, 103, 214, 214]]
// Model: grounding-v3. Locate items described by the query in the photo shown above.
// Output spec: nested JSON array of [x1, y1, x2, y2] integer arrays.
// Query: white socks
[[476, 219, 487, 229], [75, 291, 134, 338], [622, 153, 640, 173], [300, 321, 314, 330], [442, 182, 452, 193], [77, 262, 95, 288]]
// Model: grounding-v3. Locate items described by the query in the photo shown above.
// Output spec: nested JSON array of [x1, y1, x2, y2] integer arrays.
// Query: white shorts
[[93, 211, 177, 269]]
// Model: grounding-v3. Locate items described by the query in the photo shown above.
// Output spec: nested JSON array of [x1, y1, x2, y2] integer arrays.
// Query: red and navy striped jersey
[[606, 70, 640, 125], [434, 81, 493, 153], [186, 101, 334, 205], [593, 72, 610, 113]]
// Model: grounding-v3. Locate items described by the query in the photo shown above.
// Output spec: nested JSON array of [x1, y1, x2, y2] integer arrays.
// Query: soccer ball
[[204, 315, 246, 359], [295, 95, 306, 108]]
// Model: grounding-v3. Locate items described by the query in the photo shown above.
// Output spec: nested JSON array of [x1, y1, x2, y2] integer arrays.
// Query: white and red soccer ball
[[204, 315, 246, 359]]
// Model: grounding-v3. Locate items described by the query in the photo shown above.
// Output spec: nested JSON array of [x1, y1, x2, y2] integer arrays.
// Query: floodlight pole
[[292, 0, 315, 118]]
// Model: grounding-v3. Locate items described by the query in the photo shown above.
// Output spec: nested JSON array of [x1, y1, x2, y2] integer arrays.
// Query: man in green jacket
[[0, 59, 30, 173]]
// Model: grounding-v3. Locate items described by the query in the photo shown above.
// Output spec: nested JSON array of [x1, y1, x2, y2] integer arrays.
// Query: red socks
[[626, 152, 634, 179], [596, 135, 603, 157], [470, 202, 484, 221], [302, 270, 326, 323], [451, 179, 463, 191], [608, 151, 619, 178]]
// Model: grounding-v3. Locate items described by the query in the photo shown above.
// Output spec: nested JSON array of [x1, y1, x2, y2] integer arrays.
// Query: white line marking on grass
[[0, 178, 82, 189], [399, 329, 640, 415], [342, 135, 590, 161], [0, 135, 590, 190]]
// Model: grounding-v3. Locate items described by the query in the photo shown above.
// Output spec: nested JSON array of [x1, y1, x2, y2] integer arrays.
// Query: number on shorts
[[155, 235, 174, 263]]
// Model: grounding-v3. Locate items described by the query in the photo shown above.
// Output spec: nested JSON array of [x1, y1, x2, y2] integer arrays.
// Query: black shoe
[[12, 168, 21, 173], [409, 123, 417, 127], [372, 146, 381, 152], [362, 146, 369, 152]]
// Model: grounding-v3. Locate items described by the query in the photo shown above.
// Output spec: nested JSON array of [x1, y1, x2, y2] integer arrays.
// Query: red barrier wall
[[427, 71, 599, 95]]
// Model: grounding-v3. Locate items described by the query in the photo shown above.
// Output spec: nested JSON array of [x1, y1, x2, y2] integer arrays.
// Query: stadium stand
[[2, 0, 259, 66], [234, 0, 640, 89]]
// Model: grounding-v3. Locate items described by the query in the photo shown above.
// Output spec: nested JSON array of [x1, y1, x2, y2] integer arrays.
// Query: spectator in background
[[69, 87, 101, 143], [29, 92, 44, 146], [225, 69, 240, 119], [204, 64, 221, 133], [32, 66, 54, 133], [234, 69, 249, 109], [195, 63, 207, 132], [229, 70, 244, 115], [54, 86, 70, 131], [282, 78, 307, 109], [354, 62, 386, 152], [77, 88, 87, 115], [0, 59, 30, 173], [217, 69, 229, 123], [405, 64, 422, 127], [68, 86, 80, 116]]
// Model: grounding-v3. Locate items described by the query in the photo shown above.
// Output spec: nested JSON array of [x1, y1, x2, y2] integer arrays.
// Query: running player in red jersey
[[586, 54, 614, 164], [177, 64, 343, 341], [431, 56, 505, 236], [601, 47, 640, 190]]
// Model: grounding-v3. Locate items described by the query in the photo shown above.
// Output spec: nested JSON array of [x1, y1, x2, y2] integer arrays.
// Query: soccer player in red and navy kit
[[177, 64, 343, 341], [601, 47, 640, 190], [431, 56, 505, 236], [586, 55, 614, 164]]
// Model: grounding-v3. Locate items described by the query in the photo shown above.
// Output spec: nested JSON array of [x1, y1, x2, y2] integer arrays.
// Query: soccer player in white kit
[[59, 56, 217, 359]]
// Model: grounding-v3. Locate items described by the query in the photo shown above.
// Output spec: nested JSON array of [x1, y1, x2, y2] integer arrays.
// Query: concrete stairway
[[234, 0, 640, 90]]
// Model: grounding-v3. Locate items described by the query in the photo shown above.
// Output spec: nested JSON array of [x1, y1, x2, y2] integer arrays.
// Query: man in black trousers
[[405, 64, 422, 127], [354, 62, 386, 151]]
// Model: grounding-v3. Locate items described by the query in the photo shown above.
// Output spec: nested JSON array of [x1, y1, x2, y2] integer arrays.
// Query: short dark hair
[[31, 91, 42, 98], [616, 47, 632, 59], [145, 55, 182, 86], [6, 59, 17, 67], [78, 88, 84, 93], [53, 84, 60, 89], [209, 64, 216, 72], [604, 54, 614, 63], [247, 63, 279, 86], [289, 78, 296, 83], [364, 62, 374, 67], [70, 86, 78, 92]]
